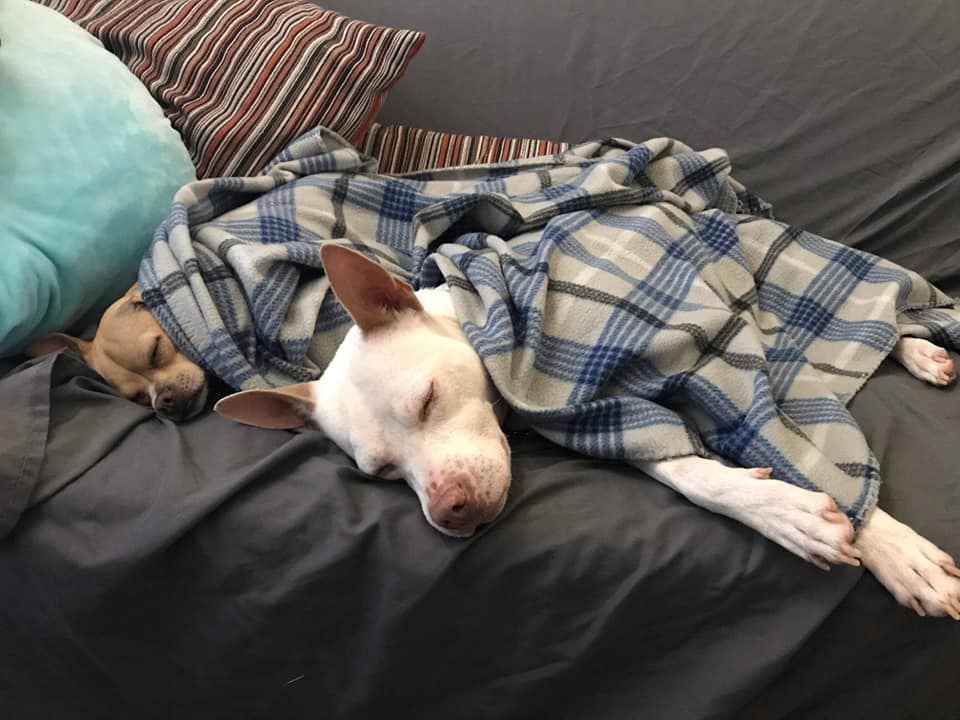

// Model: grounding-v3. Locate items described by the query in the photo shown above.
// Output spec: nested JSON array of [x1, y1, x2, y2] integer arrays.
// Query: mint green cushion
[[0, 0, 196, 355]]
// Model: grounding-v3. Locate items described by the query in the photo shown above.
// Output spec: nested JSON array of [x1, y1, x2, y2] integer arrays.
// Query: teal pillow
[[0, 0, 196, 356]]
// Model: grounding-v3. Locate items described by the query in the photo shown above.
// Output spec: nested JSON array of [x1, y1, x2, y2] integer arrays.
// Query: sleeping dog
[[215, 245, 960, 619], [27, 284, 208, 422]]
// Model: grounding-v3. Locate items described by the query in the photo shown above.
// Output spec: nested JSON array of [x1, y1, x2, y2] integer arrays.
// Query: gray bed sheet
[[1, 349, 959, 719]]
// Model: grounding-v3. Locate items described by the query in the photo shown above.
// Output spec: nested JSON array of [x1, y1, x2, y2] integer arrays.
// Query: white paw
[[856, 508, 960, 619], [892, 337, 957, 386], [714, 467, 862, 571]]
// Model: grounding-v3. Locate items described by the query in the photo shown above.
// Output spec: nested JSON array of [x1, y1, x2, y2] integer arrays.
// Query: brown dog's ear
[[26, 333, 91, 359], [320, 244, 422, 333], [214, 383, 317, 430]]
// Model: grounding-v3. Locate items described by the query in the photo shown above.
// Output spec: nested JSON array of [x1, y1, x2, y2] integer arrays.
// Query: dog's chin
[[431, 521, 479, 539]]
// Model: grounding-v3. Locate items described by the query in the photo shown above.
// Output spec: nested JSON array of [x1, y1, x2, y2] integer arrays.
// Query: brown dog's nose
[[153, 387, 198, 421], [154, 389, 177, 414]]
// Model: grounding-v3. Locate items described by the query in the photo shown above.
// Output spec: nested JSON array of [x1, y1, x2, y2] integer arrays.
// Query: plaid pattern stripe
[[358, 122, 570, 174], [139, 127, 960, 526], [36, 0, 424, 178]]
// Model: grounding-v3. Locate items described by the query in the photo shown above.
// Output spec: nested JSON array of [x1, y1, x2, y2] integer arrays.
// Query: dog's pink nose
[[429, 480, 498, 534], [426, 476, 506, 534], [429, 482, 468, 524]]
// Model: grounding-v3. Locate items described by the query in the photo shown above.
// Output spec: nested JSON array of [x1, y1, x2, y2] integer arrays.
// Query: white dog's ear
[[26, 333, 91, 359], [214, 383, 316, 430], [320, 244, 423, 332]]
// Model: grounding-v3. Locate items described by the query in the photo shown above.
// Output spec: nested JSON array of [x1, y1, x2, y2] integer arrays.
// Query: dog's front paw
[[892, 337, 957, 386], [856, 508, 960, 619], [722, 469, 863, 571], [643, 457, 861, 571]]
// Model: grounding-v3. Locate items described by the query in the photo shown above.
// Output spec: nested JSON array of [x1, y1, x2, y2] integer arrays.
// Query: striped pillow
[[36, 0, 425, 178], [358, 122, 570, 174]]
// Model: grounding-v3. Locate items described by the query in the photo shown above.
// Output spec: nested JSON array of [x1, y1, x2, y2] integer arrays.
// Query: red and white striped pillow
[[37, 0, 425, 178], [359, 123, 570, 174]]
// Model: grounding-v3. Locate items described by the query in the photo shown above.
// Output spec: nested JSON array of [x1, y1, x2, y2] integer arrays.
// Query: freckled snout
[[426, 474, 507, 537]]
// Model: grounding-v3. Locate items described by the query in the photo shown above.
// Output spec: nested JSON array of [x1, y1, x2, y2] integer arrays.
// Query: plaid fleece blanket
[[139, 127, 960, 525]]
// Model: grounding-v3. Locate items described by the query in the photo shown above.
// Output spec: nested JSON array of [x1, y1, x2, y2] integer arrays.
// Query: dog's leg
[[890, 337, 957, 385], [639, 456, 862, 570], [854, 508, 960, 619]]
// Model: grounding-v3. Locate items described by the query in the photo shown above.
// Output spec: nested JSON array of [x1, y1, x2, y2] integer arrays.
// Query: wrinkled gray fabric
[[1, 350, 958, 719]]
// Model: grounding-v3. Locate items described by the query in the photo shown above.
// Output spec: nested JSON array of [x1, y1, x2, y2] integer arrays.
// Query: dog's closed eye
[[419, 380, 436, 423], [149, 336, 162, 368]]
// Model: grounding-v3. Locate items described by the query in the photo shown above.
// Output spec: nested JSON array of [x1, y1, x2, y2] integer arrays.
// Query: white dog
[[216, 244, 960, 619]]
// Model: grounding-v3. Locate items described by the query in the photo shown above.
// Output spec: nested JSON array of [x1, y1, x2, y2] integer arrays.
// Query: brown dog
[[27, 284, 208, 421]]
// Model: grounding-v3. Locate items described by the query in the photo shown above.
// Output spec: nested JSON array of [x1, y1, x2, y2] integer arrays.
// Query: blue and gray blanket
[[139, 127, 960, 525]]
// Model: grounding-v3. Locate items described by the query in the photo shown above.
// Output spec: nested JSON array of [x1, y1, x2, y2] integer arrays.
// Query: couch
[[2, 1, 959, 718]]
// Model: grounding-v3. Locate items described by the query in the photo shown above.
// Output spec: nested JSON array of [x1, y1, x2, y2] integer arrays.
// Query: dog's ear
[[26, 333, 91, 359], [320, 244, 423, 333], [214, 383, 317, 430]]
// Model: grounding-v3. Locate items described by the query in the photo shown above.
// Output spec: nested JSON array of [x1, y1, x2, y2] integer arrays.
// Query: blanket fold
[[140, 127, 960, 525]]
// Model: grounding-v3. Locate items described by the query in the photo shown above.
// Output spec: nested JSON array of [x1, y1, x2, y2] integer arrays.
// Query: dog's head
[[215, 245, 512, 538], [27, 284, 208, 421]]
